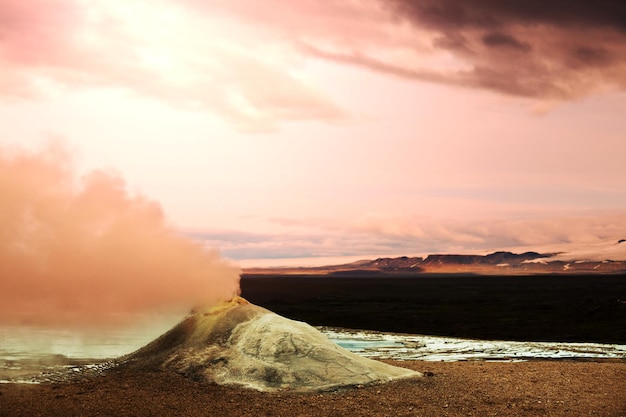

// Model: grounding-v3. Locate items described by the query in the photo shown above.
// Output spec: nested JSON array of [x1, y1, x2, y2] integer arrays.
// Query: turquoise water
[[2, 323, 625, 383], [322, 328, 626, 362]]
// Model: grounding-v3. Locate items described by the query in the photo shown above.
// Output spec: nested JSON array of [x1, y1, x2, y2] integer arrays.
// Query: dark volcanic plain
[[241, 273, 626, 344]]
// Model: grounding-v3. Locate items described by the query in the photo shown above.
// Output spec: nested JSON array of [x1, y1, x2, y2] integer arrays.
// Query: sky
[[2, 0, 626, 267]]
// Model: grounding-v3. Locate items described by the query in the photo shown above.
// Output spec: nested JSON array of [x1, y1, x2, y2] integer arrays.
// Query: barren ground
[[1, 360, 625, 417], [2, 273, 625, 416]]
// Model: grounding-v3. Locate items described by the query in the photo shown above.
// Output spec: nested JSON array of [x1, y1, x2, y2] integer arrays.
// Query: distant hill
[[243, 245, 626, 275]]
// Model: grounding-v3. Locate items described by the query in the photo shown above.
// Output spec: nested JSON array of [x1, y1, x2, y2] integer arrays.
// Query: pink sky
[[2, 0, 626, 265]]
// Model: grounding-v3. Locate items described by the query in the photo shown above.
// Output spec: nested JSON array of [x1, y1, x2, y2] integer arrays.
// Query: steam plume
[[0, 144, 240, 327]]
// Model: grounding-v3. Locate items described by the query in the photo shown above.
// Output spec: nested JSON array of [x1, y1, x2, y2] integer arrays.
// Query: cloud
[[0, 0, 345, 131], [0, 143, 240, 327], [180, 0, 626, 103], [350, 211, 626, 254], [481, 32, 531, 52], [390, 1, 626, 32], [4, 0, 621, 126], [189, 210, 626, 262], [377, 0, 626, 99], [186, 227, 419, 261], [248, 0, 625, 102]]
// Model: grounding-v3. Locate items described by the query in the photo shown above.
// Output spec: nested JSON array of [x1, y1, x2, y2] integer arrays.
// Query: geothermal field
[[3, 147, 623, 415], [2, 268, 626, 417], [3, 0, 626, 414]]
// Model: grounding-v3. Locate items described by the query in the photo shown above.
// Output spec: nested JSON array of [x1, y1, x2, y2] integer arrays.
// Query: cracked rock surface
[[120, 297, 420, 392]]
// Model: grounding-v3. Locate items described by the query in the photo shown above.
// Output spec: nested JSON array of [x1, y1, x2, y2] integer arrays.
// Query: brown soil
[[1, 360, 625, 417]]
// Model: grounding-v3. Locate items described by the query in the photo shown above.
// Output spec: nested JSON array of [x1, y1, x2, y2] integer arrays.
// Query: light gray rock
[[122, 297, 421, 392]]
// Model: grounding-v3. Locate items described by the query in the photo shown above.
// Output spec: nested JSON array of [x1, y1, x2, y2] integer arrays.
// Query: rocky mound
[[120, 297, 420, 392]]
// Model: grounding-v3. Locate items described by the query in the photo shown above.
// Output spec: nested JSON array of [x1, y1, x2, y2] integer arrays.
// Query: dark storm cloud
[[387, 0, 626, 32], [382, 0, 626, 99], [167, 0, 626, 103], [303, 0, 626, 101], [571, 46, 615, 68], [481, 32, 531, 52]]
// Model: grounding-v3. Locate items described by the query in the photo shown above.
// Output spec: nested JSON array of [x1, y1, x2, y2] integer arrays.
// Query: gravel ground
[[1, 360, 625, 417]]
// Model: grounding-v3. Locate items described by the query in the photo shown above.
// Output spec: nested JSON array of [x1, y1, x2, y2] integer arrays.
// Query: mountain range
[[243, 240, 626, 275]]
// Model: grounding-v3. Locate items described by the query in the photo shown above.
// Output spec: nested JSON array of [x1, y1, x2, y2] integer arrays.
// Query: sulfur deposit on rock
[[121, 297, 420, 392]]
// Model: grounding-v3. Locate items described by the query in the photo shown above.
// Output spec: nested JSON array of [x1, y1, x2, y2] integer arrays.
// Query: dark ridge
[[421, 251, 551, 266]]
